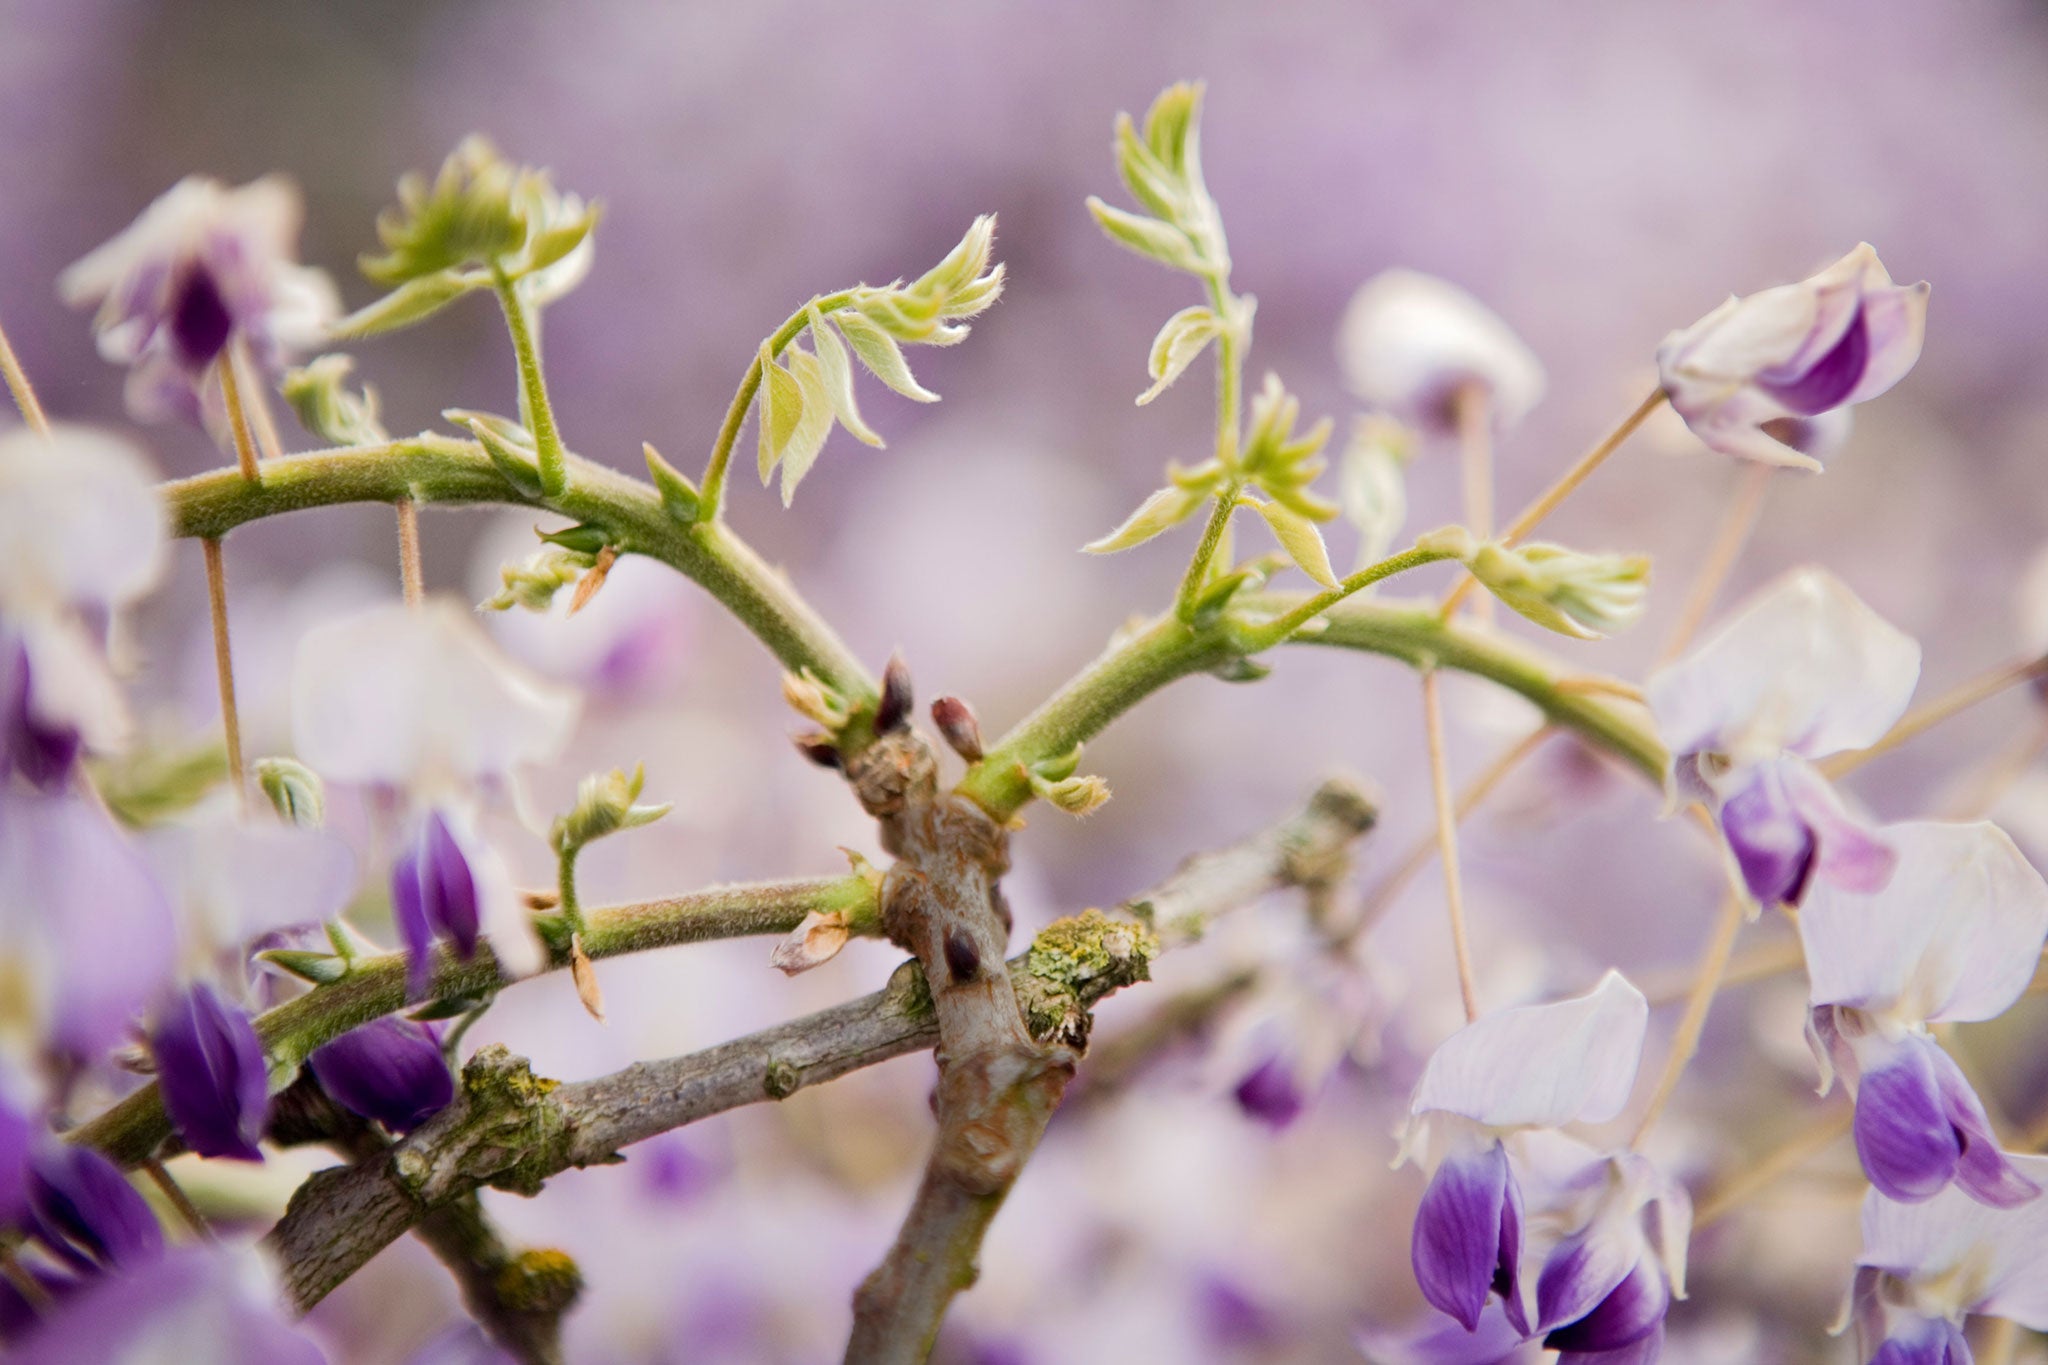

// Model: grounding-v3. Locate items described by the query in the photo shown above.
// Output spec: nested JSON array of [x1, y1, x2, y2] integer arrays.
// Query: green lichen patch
[[495, 1246, 584, 1315], [1016, 910, 1159, 1049]]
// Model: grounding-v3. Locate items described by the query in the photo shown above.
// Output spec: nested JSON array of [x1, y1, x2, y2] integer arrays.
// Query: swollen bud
[[783, 669, 852, 731], [931, 696, 984, 762], [551, 765, 671, 854], [877, 653, 914, 734], [255, 756, 325, 827], [281, 355, 388, 447], [1453, 537, 1651, 640], [794, 732, 844, 770]]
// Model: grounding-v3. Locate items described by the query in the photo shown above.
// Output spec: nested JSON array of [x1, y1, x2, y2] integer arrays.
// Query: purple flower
[[1231, 1053, 1306, 1128], [392, 807, 485, 998], [1339, 270, 1546, 433], [152, 981, 269, 1162], [58, 176, 338, 427], [1850, 1156, 2048, 1362], [1801, 820, 2048, 1206], [307, 1016, 453, 1134], [1656, 243, 1928, 470], [1402, 974, 1652, 1335], [0, 1065, 39, 1229], [1517, 1140, 1690, 1361], [11, 1243, 326, 1364], [0, 638, 80, 791], [26, 1143, 163, 1273], [1649, 568, 1920, 906]]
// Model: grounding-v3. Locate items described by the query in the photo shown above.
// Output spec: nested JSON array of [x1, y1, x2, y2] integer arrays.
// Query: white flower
[[1338, 269, 1546, 432]]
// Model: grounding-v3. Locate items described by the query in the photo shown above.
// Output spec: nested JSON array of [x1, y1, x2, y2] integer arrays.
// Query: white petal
[[1860, 1158, 2048, 1327], [1410, 970, 1648, 1128], [1647, 566, 1920, 765], [1337, 270, 1545, 429], [0, 425, 165, 613], [1801, 821, 2048, 1024], [293, 599, 579, 789], [145, 810, 358, 949]]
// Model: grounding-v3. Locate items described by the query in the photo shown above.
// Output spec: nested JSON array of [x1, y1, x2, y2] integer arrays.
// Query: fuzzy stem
[[68, 874, 881, 1168], [1421, 671, 1480, 1022], [200, 538, 248, 810], [1239, 544, 1459, 649], [160, 438, 878, 713], [1173, 482, 1242, 622], [1442, 387, 1665, 613], [696, 290, 856, 521], [0, 310, 50, 435], [491, 267, 567, 495], [1657, 460, 1773, 664], [395, 500, 425, 605]]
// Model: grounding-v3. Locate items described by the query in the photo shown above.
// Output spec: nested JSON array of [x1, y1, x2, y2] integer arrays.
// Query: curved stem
[[68, 874, 880, 1167], [1629, 889, 1745, 1148], [1241, 545, 1458, 649], [491, 267, 566, 494], [1173, 482, 1241, 621], [696, 290, 855, 521], [0, 310, 50, 435], [161, 439, 878, 709]]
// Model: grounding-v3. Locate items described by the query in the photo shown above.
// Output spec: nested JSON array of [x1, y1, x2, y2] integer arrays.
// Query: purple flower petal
[[1543, 1258, 1669, 1353], [0, 1080, 32, 1229], [1412, 1142, 1515, 1332], [1718, 761, 1817, 905], [1779, 758, 1895, 895], [1233, 1054, 1305, 1128], [168, 266, 234, 368], [1533, 1227, 1636, 1339], [307, 1016, 453, 1135], [2, 641, 81, 792], [1928, 1045, 2042, 1209], [1867, 1316, 1972, 1365], [1759, 303, 1870, 414], [390, 832, 436, 1000], [1856, 1036, 1962, 1203], [1555, 1321, 1665, 1365], [152, 982, 269, 1162], [421, 808, 480, 958], [12, 1244, 326, 1365], [27, 1143, 163, 1273]]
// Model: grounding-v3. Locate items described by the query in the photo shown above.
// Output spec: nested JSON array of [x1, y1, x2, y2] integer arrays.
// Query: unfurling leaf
[[448, 408, 545, 497], [832, 310, 938, 402], [1084, 485, 1207, 554], [807, 304, 883, 446], [644, 442, 701, 522], [1251, 497, 1340, 589], [1137, 306, 1222, 406], [282, 355, 388, 446], [779, 350, 837, 506], [258, 948, 348, 986], [333, 270, 483, 338], [1085, 197, 1206, 274], [255, 757, 326, 828], [756, 346, 807, 482]]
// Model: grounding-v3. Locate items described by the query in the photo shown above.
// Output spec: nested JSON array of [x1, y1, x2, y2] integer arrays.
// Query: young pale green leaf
[[778, 350, 837, 506], [1142, 82, 1203, 177], [1251, 497, 1340, 589], [808, 305, 883, 446], [1466, 541, 1651, 640], [1084, 197, 1206, 274], [833, 311, 939, 402], [519, 199, 599, 278], [756, 345, 807, 482], [333, 270, 484, 338], [937, 263, 1005, 320], [1114, 114, 1185, 222], [643, 442, 701, 522], [919, 214, 997, 298], [257, 949, 349, 986], [282, 355, 388, 447], [1084, 485, 1207, 554], [1264, 479, 1342, 523], [1137, 305, 1222, 406], [446, 408, 545, 497]]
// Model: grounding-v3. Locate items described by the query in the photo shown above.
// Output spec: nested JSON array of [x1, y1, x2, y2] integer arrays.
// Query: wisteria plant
[[0, 81, 2041, 1365]]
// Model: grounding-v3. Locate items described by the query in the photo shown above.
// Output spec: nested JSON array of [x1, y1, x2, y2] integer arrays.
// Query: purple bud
[[168, 266, 234, 369], [1411, 1140, 1520, 1333], [308, 1016, 453, 1135], [793, 732, 844, 770], [1543, 1258, 1669, 1354], [27, 1143, 163, 1273], [1232, 1054, 1305, 1129], [931, 696, 984, 762], [392, 809, 482, 998], [152, 982, 269, 1162]]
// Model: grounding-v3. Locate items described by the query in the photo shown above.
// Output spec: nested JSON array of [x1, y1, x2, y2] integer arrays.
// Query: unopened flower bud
[[551, 765, 670, 854], [877, 653, 914, 734], [255, 756, 325, 827], [782, 669, 851, 731], [931, 696, 984, 762], [152, 982, 269, 1162], [481, 546, 594, 613], [1463, 541, 1651, 640]]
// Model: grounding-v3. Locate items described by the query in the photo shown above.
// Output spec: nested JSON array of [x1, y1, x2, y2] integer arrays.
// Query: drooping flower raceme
[[1801, 820, 2048, 1208], [1656, 244, 1927, 471], [1339, 269, 1546, 434], [1400, 970, 1688, 1359], [293, 598, 578, 995], [60, 176, 338, 427], [1848, 1156, 2048, 1365], [1648, 567, 1920, 907], [0, 425, 165, 790]]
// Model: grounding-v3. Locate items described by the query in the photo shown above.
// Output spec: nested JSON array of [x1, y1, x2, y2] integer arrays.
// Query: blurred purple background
[[8, 3, 2048, 1360]]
